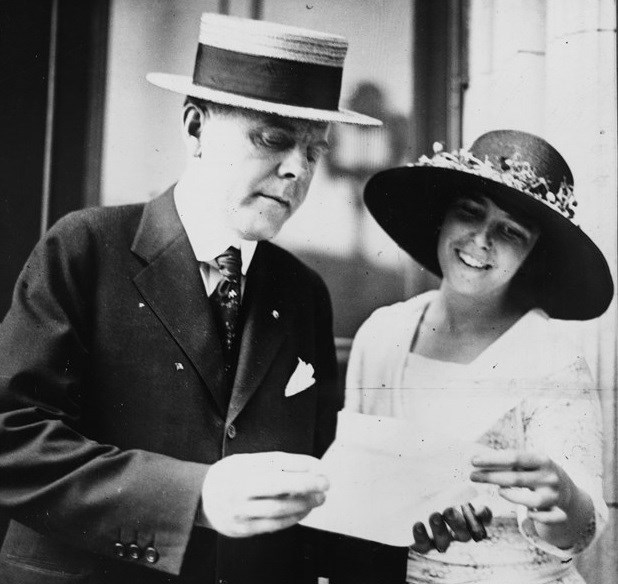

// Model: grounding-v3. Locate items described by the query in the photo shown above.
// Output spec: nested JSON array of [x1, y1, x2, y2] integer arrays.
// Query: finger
[[470, 469, 548, 488], [429, 513, 451, 553], [471, 450, 548, 471], [442, 506, 471, 542], [245, 452, 325, 473], [235, 511, 311, 537], [498, 486, 559, 510], [471, 449, 519, 469], [471, 505, 493, 526], [267, 452, 325, 473], [411, 522, 433, 554], [527, 507, 568, 524], [238, 491, 326, 521], [461, 503, 487, 542], [245, 471, 330, 498], [511, 452, 551, 470]]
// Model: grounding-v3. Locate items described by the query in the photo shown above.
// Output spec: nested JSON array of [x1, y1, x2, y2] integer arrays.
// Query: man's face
[[191, 109, 330, 240]]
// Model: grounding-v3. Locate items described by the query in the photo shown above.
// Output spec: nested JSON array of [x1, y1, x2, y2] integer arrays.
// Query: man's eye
[[306, 147, 323, 164], [252, 130, 292, 150]]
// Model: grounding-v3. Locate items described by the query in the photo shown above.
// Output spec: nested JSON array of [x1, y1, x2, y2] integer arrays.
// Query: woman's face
[[437, 195, 540, 300]]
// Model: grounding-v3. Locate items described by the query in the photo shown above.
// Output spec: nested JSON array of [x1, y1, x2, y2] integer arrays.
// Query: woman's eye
[[501, 224, 526, 241], [455, 201, 483, 218]]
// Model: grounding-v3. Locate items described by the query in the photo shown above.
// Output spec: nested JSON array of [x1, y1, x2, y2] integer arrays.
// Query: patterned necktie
[[211, 246, 243, 393]]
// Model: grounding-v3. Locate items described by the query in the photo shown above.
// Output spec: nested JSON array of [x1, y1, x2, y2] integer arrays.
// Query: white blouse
[[345, 291, 606, 584]]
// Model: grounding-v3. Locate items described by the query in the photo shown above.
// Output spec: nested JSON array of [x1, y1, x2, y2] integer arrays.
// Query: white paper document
[[301, 391, 523, 546]]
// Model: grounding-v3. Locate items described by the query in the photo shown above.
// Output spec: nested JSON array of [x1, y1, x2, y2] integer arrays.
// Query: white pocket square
[[284, 358, 316, 397]]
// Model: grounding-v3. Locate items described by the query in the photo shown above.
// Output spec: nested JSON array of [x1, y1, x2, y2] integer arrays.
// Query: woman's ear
[[182, 103, 206, 158]]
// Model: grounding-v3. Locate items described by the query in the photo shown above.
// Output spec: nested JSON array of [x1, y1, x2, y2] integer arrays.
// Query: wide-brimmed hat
[[147, 13, 381, 126], [364, 130, 614, 320]]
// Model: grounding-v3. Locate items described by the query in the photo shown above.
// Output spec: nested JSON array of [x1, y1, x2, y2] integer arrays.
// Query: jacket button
[[128, 543, 142, 560], [144, 546, 159, 564], [226, 424, 236, 439], [114, 542, 126, 558]]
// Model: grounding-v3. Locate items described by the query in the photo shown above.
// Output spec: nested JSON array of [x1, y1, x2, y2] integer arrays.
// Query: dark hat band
[[193, 43, 343, 111]]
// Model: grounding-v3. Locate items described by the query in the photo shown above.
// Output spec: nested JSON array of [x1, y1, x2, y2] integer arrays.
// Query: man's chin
[[236, 222, 283, 242]]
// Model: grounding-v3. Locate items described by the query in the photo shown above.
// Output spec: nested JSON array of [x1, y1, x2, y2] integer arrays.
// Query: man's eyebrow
[[258, 115, 296, 131], [260, 114, 329, 134]]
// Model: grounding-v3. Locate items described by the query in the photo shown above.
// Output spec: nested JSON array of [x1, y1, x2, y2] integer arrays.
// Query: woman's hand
[[470, 450, 575, 525], [411, 503, 492, 553]]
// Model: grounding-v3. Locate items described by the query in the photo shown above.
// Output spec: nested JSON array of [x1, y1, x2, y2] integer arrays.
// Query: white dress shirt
[[174, 184, 258, 298]]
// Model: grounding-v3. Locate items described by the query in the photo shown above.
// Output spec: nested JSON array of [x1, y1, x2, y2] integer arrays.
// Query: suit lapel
[[227, 243, 296, 425], [131, 189, 229, 417]]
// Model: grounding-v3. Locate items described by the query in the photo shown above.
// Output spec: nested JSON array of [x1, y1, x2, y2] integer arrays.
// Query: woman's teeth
[[458, 250, 489, 269]]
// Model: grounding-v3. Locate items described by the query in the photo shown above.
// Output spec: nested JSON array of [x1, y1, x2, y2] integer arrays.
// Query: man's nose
[[277, 146, 310, 181]]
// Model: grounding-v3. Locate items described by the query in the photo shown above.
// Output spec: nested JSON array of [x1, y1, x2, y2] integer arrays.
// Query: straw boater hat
[[147, 13, 381, 126], [364, 130, 614, 320]]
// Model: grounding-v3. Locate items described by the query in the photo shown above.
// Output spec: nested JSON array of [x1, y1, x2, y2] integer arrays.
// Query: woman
[[346, 130, 613, 583]]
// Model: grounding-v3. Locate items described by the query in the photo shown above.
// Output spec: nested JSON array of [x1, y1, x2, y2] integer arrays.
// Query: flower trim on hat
[[413, 143, 577, 223]]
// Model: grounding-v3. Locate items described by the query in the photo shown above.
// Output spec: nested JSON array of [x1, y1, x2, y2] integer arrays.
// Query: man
[[0, 12, 488, 584], [0, 13, 383, 584]]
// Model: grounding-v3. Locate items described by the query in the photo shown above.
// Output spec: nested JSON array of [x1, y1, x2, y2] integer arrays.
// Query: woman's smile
[[456, 249, 492, 270]]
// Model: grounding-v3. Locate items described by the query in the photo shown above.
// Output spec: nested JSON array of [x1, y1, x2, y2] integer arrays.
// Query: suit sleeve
[[0, 214, 209, 576]]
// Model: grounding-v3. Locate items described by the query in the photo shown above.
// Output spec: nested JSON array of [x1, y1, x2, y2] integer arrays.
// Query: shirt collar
[[173, 183, 257, 276]]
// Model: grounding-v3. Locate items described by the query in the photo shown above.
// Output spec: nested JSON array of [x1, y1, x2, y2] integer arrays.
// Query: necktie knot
[[216, 246, 242, 284]]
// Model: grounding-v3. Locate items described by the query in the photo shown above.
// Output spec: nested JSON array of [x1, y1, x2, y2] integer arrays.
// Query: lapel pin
[[174, 362, 184, 371], [271, 310, 280, 320], [138, 302, 145, 308]]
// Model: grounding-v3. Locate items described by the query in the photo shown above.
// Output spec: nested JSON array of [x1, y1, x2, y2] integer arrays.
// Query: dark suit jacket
[[0, 190, 344, 584]]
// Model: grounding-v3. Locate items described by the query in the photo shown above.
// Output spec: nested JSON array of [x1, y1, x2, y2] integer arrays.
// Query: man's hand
[[201, 452, 329, 537], [411, 503, 492, 553]]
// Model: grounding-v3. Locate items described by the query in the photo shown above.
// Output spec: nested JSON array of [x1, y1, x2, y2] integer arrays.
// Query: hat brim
[[364, 166, 614, 320], [147, 72, 382, 126]]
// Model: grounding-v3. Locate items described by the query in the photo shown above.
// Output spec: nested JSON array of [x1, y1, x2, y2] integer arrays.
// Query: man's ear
[[182, 103, 207, 157]]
